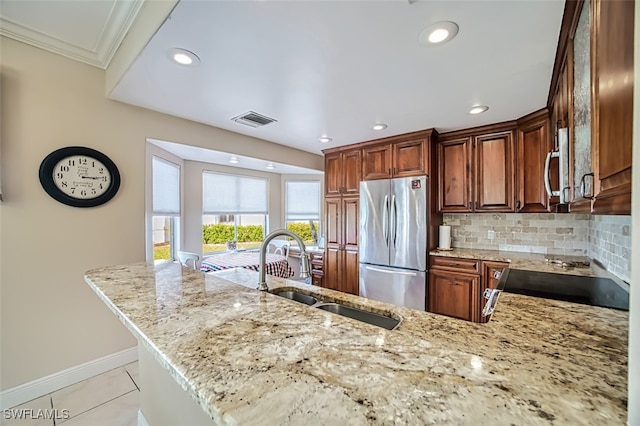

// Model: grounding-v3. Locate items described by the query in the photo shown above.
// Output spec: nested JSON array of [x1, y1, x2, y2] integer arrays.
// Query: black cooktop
[[502, 269, 629, 311]]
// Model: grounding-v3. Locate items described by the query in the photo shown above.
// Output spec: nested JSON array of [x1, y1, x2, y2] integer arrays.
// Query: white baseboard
[[0, 346, 137, 410], [138, 409, 150, 426]]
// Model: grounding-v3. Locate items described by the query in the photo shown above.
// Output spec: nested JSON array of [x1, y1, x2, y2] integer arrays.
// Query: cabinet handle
[[493, 271, 502, 279], [388, 168, 392, 175], [516, 200, 521, 211], [474, 201, 478, 210], [448, 263, 459, 267], [580, 173, 595, 200]]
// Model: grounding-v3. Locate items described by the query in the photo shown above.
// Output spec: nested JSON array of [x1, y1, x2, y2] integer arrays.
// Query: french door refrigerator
[[359, 176, 428, 310]]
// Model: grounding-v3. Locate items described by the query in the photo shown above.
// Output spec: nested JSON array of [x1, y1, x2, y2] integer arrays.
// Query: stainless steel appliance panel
[[359, 179, 391, 266], [359, 264, 426, 311], [389, 176, 428, 270]]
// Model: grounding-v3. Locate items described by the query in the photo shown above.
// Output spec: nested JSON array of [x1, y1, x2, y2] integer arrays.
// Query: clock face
[[52, 155, 112, 199], [39, 146, 120, 207]]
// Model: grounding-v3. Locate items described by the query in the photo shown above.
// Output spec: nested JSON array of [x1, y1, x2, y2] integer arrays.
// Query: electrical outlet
[[487, 230, 495, 240]]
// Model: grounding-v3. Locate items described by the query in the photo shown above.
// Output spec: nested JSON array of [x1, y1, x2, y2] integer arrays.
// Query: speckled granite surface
[[84, 262, 628, 425]]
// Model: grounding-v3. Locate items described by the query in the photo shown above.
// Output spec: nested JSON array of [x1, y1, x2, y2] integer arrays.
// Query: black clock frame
[[39, 146, 121, 208]]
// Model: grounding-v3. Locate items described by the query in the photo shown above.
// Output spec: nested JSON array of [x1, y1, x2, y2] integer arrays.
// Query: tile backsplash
[[443, 213, 631, 283], [589, 215, 631, 283]]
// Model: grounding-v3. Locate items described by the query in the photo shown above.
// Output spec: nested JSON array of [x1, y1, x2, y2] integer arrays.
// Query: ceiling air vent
[[231, 111, 277, 128]]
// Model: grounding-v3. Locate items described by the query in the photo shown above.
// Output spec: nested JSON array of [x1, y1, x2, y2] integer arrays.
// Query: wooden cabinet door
[[480, 261, 508, 323], [474, 131, 515, 212], [342, 249, 360, 295], [517, 111, 551, 212], [342, 149, 362, 195], [393, 139, 428, 177], [438, 138, 472, 213], [342, 197, 359, 250], [325, 197, 341, 248], [362, 144, 392, 180], [325, 153, 342, 196], [591, 0, 633, 214], [323, 247, 340, 291], [428, 269, 479, 322]]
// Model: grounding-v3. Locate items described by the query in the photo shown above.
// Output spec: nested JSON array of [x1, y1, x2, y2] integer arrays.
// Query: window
[[285, 180, 320, 244], [202, 172, 268, 253], [152, 156, 181, 262]]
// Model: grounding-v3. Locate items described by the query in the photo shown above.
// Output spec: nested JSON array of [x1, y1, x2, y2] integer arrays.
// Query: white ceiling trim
[[0, 0, 145, 69]]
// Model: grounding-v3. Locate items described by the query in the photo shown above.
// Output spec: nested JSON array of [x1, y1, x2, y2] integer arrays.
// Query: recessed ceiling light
[[229, 156, 239, 164], [266, 163, 276, 170], [469, 105, 489, 115], [418, 21, 459, 46], [168, 48, 200, 66], [372, 123, 388, 131], [319, 136, 332, 143]]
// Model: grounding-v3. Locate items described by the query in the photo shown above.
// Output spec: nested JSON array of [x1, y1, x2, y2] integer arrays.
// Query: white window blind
[[203, 172, 268, 214], [286, 180, 320, 220], [152, 156, 180, 215]]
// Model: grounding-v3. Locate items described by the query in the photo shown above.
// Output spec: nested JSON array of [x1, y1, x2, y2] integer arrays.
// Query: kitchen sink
[[315, 303, 401, 330], [272, 290, 318, 306], [270, 289, 401, 330]]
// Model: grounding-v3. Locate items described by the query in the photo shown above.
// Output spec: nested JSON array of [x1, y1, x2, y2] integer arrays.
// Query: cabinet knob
[[516, 200, 521, 210], [493, 271, 502, 279]]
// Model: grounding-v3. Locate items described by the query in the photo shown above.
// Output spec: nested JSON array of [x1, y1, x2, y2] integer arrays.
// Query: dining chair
[[177, 251, 200, 269], [268, 240, 290, 259]]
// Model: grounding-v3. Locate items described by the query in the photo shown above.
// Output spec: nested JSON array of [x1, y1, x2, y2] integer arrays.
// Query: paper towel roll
[[439, 225, 451, 249]]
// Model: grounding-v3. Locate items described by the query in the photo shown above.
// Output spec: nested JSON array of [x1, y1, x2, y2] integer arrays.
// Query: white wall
[[0, 37, 323, 391]]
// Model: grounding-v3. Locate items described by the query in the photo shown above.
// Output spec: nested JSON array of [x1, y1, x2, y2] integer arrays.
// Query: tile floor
[[2, 362, 140, 426]]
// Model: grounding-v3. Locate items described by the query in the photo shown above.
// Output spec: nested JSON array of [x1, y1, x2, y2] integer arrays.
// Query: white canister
[[439, 225, 452, 250]]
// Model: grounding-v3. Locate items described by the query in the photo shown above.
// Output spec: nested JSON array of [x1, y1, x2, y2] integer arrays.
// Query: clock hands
[[81, 176, 105, 180]]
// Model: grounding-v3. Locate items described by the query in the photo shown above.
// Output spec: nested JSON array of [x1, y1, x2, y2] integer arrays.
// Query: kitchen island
[[84, 262, 628, 425]]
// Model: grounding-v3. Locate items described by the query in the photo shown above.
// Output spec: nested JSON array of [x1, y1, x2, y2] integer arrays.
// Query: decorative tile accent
[[589, 215, 631, 283], [443, 213, 631, 283], [442, 213, 590, 256]]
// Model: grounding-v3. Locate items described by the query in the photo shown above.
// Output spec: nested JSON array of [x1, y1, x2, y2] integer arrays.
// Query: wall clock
[[39, 146, 121, 208]]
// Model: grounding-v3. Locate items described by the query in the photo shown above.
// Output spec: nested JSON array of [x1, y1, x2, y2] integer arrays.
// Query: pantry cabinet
[[324, 196, 359, 295], [437, 123, 516, 213]]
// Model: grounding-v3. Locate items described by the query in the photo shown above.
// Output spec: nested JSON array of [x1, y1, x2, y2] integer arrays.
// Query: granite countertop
[[84, 262, 628, 425]]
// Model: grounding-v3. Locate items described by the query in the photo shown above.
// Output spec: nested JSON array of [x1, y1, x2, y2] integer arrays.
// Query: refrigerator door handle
[[390, 195, 397, 247], [383, 195, 389, 246], [365, 265, 418, 277]]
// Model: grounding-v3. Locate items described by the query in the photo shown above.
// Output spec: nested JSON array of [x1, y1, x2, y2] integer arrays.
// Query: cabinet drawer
[[430, 256, 480, 273]]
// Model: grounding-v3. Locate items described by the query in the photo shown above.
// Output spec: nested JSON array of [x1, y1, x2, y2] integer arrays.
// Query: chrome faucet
[[258, 229, 310, 291]]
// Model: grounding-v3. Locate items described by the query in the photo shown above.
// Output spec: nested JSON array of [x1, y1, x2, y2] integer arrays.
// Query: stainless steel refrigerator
[[359, 176, 428, 310]]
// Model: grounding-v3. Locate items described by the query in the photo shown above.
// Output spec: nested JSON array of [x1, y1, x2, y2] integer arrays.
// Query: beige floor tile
[[57, 391, 138, 426], [51, 367, 136, 421], [123, 362, 139, 389], [1, 395, 54, 426]]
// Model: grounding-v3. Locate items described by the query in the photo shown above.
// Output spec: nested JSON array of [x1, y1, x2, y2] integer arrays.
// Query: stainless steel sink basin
[[315, 303, 400, 330], [272, 290, 318, 306]]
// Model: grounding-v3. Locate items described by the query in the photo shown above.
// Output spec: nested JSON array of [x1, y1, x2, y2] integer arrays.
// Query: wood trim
[[547, 0, 583, 107], [438, 120, 517, 141], [322, 128, 436, 154]]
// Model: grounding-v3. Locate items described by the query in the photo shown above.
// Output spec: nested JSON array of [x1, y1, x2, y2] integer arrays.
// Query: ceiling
[[0, 0, 565, 172]]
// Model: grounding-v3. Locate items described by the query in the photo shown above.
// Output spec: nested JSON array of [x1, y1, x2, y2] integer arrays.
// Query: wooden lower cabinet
[[428, 269, 479, 322], [429, 256, 508, 323], [324, 248, 358, 295]]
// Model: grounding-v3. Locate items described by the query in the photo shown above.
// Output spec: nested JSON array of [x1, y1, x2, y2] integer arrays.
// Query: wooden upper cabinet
[[437, 137, 472, 213], [324, 148, 361, 196], [516, 109, 552, 213], [590, 0, 634, 214], [361, 133, 433, 180], [437, 123, 516, 213], [474, 131, 515, 212]]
